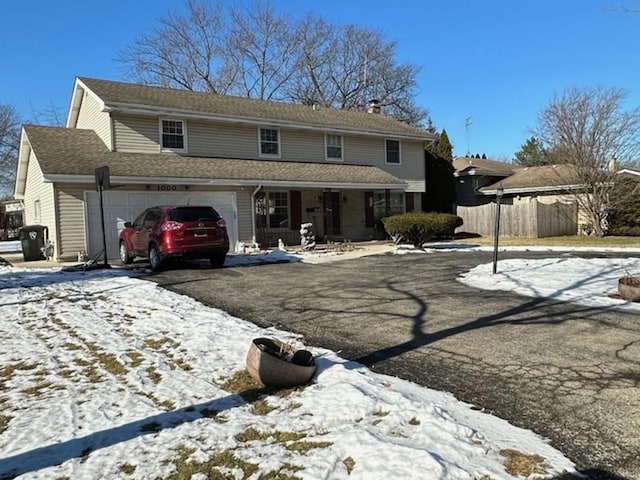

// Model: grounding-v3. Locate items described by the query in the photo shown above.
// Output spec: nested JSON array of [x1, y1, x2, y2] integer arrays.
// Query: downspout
[[250, 185, 262, 244]]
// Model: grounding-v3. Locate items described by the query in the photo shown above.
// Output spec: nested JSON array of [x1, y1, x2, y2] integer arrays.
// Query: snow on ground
[[1, 238, 638, 479]]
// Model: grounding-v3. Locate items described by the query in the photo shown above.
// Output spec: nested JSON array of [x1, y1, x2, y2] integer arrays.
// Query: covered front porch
[[253, 187, 415, 248]]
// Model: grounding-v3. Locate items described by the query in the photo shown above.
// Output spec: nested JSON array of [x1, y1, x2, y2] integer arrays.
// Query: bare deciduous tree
[[118, 0, 428, 125], [118, 0, 227, 93], [535, 86, 640, 236], [0, 104, 21, 198]]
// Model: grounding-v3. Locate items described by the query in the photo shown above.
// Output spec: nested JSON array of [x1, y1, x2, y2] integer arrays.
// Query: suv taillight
[[216, 218, 227, 228], [161, 221, 184, 231]]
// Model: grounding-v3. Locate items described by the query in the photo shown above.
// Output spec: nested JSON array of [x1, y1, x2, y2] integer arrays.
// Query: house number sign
[[154, 185, 186, 191]]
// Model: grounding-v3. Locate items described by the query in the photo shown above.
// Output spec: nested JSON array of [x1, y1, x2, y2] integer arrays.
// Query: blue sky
[[2, 0, 639, 160]]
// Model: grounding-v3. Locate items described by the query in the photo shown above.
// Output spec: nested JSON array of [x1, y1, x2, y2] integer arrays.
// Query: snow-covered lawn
[[2, 239, 638, 479]]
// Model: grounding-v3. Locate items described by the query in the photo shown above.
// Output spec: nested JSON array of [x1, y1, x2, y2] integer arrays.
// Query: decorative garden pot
[[618, 276, 640, 302], [246, 337, 316, 388]]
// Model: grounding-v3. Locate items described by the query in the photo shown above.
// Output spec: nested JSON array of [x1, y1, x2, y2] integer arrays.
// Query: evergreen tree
[[513, 136, 547, 166], [434, 129, 453, 162]]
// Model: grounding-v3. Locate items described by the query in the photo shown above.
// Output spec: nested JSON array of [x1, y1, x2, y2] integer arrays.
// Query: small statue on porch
[[300, 223, 316, 251]]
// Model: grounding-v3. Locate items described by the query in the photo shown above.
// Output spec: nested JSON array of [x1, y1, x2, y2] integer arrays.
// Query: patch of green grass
[[159, 446, 260, 480], [218, 370, 260, 393], [408, 417, 421, 425], [146, 366, 162, 384], [235, 427, 307, 444], [95, 351, 128, 376], [500, 449, 548, 477], [343, 456, 355, 475], [251, 398, 277, 415], [286, 440, 333, 453], [143, 336, 179, 351], [62, 342, 83, 351], [119, 464, 136, 474], [127, 351, 144, 367], [0, 414, 13, 433], [22, 381, 54, 396]]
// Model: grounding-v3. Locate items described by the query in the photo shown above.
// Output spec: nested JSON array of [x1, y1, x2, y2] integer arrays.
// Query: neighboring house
[[0, 199, 23, 240], [15, 77, 435, 262], [455, 163, 585, 237], [452, 156, 518, 206]]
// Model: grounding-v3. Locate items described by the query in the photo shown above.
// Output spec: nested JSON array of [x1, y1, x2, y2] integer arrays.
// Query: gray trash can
[[19, 225, 48, 261]]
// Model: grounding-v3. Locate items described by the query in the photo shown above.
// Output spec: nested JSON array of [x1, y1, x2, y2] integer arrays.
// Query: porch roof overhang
[[21, 125, 408, 192], [42, 174, 406, 191]]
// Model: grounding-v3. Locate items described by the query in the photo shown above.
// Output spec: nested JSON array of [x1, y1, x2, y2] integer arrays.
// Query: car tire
[[149, 244, 164, 271], [119, 241, 133, 264], [210, 251, 226, 268]]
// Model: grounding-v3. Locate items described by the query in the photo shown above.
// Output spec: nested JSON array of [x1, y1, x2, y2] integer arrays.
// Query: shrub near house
[[383, 212, 463, 247]]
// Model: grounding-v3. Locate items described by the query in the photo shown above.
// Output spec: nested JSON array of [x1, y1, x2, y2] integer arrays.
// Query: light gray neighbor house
[[15, 77, 435, 262]]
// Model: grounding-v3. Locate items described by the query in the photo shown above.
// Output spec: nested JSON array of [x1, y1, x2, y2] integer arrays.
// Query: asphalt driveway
[[148, 249, 640, 480]]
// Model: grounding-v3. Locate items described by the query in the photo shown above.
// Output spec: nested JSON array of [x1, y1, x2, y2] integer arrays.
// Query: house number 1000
[[156, 185, 178, 191]]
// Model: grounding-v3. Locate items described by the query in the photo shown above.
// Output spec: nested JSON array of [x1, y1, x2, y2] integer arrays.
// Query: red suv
[[119, 205, 229, 271]]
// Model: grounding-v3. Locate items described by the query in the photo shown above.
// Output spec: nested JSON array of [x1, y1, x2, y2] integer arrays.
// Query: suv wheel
[[119, 241, 133, 264], [210, 251, 226, 268], [149, 245, 164, 271]]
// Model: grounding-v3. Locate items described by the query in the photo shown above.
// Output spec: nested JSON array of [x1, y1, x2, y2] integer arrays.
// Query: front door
[[323, 192, 341, 239]]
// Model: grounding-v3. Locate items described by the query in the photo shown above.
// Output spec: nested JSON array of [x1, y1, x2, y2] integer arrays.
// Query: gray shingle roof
[[453, 157, 518, 176], [480, 164, 582, 192], [23, 125, 406, 187], [77, 77, 432, 140]]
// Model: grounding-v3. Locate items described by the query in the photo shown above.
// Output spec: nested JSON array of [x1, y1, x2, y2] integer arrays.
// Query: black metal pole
[[99, 185, 109, 266], [492, 188, 503, 274]]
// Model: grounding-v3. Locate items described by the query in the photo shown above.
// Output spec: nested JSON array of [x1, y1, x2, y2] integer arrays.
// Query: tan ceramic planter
[[618, 276, 640, 302], [246, 337, 316, 388]]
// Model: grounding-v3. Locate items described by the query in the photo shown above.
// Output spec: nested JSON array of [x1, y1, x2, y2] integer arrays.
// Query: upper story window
[[325, 133, 343, 161], [160, 119, 187, 152], [259, 127, 280, 157], [385, 139, 401, 164]]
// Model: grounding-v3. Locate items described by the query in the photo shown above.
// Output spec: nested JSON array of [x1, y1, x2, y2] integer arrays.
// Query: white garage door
[[85, 190, 238, 260]]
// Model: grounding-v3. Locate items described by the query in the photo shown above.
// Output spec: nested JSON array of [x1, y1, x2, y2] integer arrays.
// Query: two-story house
[[14, 77, 435, 262]]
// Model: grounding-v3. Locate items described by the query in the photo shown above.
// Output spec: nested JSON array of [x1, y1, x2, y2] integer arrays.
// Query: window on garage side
[[385, 139, 401, 164], [255, 191, 289, 228], [259, 127, 280, 157], [160, 119, 186, 152]]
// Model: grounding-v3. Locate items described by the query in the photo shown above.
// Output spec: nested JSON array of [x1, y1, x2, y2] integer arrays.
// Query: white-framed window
[[255, 191, 289, 228], [259, 127, 280, 157], [160, 119, 187, 152], [373, 191, 404, 221], [325, 133, 343, 161], [33, 199, 41, 224], [385, 139, 401, 164]]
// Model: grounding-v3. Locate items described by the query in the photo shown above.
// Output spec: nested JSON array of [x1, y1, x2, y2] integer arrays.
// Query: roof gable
[[72, 77, 433, 140], [479, 164, 583, 193], [453, 157, 518, 177]]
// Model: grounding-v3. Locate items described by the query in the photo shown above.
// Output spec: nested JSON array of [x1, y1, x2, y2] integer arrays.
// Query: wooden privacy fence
[[456, 200, 578, 238]]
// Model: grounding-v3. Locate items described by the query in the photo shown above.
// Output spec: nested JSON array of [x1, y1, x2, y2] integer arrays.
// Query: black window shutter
[[364, 191, 375, 227], [290, 190, 302, 230]]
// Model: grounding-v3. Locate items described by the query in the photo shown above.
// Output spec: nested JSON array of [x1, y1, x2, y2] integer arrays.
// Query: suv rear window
[[169, 207, 220, 222]]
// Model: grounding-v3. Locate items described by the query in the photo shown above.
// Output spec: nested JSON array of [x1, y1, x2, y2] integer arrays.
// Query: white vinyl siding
[[113, 114, 161, 153], [55, 184, 90, 261], [23, 152, 56, 255], [75, 91, 112, 149], [187, 122, 257, 157]]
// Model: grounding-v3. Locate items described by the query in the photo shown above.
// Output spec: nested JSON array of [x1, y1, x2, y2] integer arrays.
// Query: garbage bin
[[19, 225, 48, 261]]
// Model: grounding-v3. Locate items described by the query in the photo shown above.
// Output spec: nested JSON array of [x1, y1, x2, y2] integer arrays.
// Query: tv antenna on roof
[[465, 116, 473, 156]]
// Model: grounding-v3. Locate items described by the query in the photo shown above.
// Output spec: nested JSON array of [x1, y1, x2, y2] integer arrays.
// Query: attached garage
[[84, 190, 238, 260]]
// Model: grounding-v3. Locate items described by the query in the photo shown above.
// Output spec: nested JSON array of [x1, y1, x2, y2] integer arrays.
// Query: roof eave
[[42, 174, 407, 191], [480, 184, 586, 195], [102, 102, 433, 141]]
